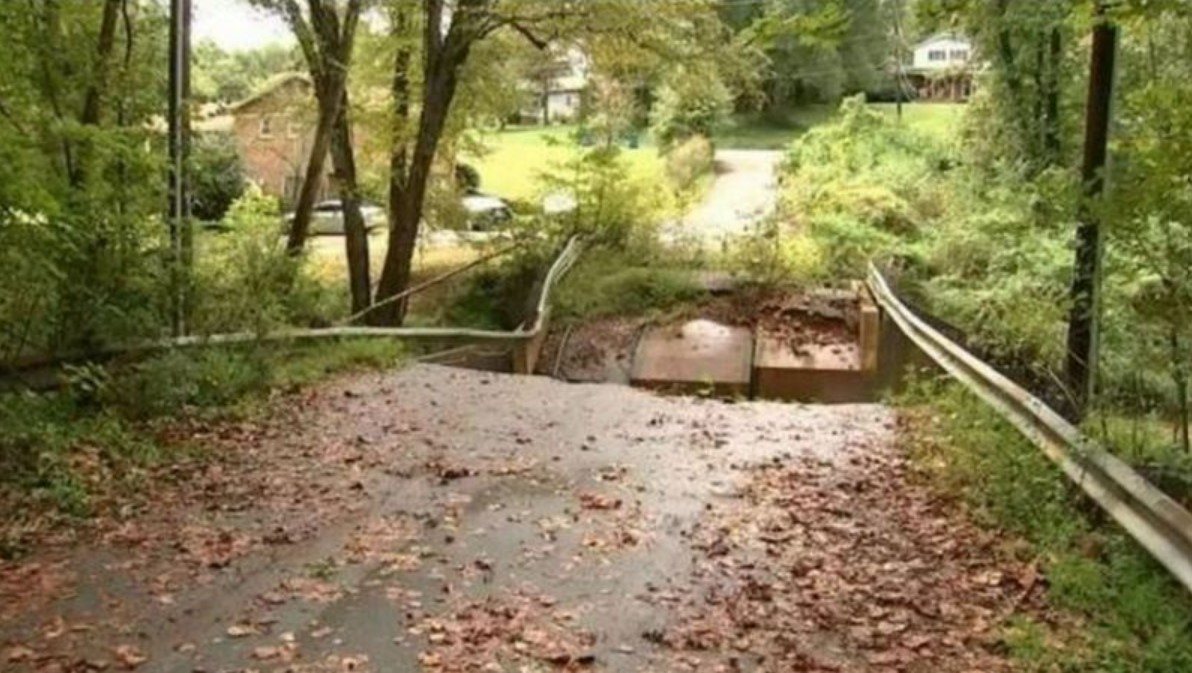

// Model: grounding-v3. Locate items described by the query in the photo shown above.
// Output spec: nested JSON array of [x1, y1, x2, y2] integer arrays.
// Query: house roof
[[195, 114, 234, 133], [914, 32, 971, 49], [227, 72, 312, 114]]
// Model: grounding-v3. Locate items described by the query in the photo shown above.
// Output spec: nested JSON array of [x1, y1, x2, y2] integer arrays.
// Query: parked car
[[286, 193, 511, 237], [285, 199, 386, 236], [461, 191, 513, 231]]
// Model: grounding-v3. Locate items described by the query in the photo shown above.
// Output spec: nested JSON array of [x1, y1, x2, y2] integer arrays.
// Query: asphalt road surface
[[1, 366, 1022, 672]]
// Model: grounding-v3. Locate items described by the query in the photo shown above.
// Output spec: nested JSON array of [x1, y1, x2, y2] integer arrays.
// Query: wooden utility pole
[[1065, 3, 1117, 417], [893, 0, 904, 120], [168, 0, 192, 337]]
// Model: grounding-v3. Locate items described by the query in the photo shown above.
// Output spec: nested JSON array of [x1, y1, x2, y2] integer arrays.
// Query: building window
[[950, 49, 969, 61], [286, 118, 300, 138], [259, 114, 275, 138], [283, 175, 300, 206], [928, 49, 947, 62]]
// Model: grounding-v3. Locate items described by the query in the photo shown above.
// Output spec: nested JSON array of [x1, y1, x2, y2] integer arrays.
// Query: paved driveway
[[666, 150, 783, 247]]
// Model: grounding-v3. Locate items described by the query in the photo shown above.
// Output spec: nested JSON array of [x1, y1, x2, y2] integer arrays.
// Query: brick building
[[227, 73, 330, 207]]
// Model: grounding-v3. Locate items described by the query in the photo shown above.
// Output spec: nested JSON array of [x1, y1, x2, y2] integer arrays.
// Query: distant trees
[[367, 0, 729, 326], [193, 41, 302, 104], [651, 69, 733, 149], [719, 0, 891, 111], [964, 0, 1071, 174]]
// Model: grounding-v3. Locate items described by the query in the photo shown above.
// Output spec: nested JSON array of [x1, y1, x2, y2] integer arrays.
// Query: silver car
[[287, 200, 387, 236]]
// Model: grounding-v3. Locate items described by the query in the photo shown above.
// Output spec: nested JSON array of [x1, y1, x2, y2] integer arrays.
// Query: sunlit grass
[[465, 125, 665, 203], [871, 102, 966, 140]]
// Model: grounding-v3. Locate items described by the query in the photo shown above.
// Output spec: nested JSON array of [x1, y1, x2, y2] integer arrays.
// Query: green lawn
[[713, 106, 839, 150], [468, 102, 965, 201], [714, 103, 965, 150], [466, 125, 665, 203], [871, 102, 966, 140]]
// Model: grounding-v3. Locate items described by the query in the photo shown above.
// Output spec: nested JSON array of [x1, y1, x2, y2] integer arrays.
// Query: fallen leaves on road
[[656, 449, 1025, 672], [226, 623, 258, 638], [577, 492, 622, 511], [411, 590, 596, 672], [112, 644, 147, 669]]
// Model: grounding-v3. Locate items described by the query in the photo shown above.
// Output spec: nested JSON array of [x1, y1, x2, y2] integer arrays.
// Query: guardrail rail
[[867, 264, 1192, 595], [6, 237, 584, 376]]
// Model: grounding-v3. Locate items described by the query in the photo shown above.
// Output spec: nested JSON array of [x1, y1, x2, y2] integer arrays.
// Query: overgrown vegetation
[[191, 189, 344, 334], [551, 250, 703, 323], [0, 339, 405, 548], [734, 4, 1192, 659], [664, 135, 716, 195], [898, 378, 1192, 672], [759, 76, 1192, 479]]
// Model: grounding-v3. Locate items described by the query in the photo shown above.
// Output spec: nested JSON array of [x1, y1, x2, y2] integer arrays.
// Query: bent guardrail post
[[513, 237, 583, 374], [867, 263, 1192, 595]]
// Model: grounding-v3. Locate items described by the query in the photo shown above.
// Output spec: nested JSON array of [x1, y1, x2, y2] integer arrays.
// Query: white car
[[461, 192, 513, 231], [286, 200, 387, 236]]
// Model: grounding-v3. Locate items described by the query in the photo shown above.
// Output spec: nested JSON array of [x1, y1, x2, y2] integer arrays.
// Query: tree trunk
[[81, 0, 123, 127], [70, 0, 123, 188], [373, 45, 470, 326], [329, 89, 371, 316], [1043, 27, 1063, 164], [287, 92, 340, 254], [1171, 326, 1190, 453]]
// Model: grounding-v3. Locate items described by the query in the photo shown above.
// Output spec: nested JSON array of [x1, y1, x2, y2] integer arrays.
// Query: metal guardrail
[[7, 237, 584, 375], [867, 264, 1192, 594], [521, 236, 583, 335]]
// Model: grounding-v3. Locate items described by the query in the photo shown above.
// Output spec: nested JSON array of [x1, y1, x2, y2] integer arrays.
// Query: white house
[[520, 48, 588, 124], [906, 33, 975, 101]]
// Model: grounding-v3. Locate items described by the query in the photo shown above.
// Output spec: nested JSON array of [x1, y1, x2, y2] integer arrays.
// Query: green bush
[[664, 135, 714, 193], [533, 145, 664, 250], [806, 213, 899, 278], [191, 131, 247, 222], [103, 340, 408, 420], [650, 70, 732, 150], [103, 349, 270, 420], [0, 391, 150, 523], [726, 218, 829, 286], [812, 184, 915, 234], [192, 188, 342, 333], [445, 252, 548, 330], [553, 251, 703, 321]]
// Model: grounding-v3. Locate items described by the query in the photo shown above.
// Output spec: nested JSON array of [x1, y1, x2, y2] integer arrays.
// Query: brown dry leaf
[[6, 645, 36, 662], [113, 644, 148, 669], [578, 492, 622, 510], [657, 452, 1020, 671], [226, 624, 258, 638], [42, 615, 68, 640], [252, 645, 281, 660]]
